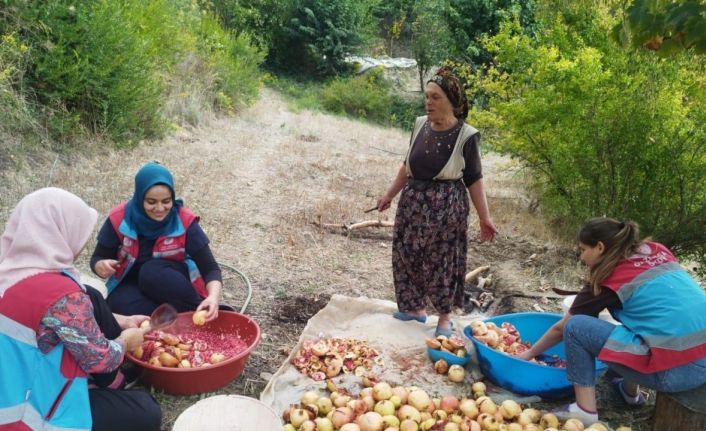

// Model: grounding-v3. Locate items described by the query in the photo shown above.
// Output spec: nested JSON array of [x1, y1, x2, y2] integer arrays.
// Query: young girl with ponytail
[[518, 217, 706, 423]]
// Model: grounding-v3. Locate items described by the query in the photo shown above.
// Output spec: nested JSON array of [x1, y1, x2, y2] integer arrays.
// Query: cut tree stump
[[652, 383, 706, 431]]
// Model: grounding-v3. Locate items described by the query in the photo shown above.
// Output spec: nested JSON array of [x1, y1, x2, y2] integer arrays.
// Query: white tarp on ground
[[346, 55, 417, 73], [260, 294, 539, 415]]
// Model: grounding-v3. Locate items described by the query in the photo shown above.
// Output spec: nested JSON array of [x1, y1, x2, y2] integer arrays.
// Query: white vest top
[[404, 115, 479, 181]]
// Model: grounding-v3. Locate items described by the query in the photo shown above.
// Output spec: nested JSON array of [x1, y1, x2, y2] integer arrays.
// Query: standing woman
[[91, 161, 224, 319], [377, 67, 497, 337], [0, 188, 161, 431]]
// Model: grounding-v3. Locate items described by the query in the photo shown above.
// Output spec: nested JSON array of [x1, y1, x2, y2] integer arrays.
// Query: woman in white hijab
[[0, 188, 161, 431]]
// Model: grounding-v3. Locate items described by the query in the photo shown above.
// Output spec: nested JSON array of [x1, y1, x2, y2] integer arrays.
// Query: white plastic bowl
[[173, 395, 282, 431]]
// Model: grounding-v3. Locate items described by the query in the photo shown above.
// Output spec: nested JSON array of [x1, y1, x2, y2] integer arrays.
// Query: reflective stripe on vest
[[105, 203, 207, 297], [598, 243, 706, 372], [0, 273, 92, 431]]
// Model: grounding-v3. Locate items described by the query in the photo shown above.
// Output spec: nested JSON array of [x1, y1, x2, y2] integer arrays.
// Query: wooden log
[[464, 265, 490, 283], [347, 220, 394, 230], [653, 384, 706, 431]]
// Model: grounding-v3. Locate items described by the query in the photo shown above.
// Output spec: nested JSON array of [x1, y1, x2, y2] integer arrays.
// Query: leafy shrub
[[17, 1, 165, 145], [322, 67, 392, 121], [270, 0, 374, 76], [0, 0, 264, 147], [477, 14, 706, 269], [194, 13, 265, 110]]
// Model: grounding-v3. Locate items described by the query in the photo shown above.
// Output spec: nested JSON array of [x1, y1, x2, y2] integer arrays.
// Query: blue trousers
[[564, 314, 706, 391], [107, 259, 203, 315]]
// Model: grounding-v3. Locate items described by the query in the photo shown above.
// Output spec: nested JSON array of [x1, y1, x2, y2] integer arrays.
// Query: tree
[[410, 0, 451, 91], [444, 0, 538, 64], [476, 10, 706, 271], [616, 0, 706, 55], [269, 0, 374, 76]]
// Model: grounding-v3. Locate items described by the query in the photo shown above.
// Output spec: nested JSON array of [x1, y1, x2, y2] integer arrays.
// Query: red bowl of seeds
[[127, 310, 261, 395]]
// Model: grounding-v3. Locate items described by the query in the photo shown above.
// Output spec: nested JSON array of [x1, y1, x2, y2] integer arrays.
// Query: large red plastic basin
[[127, 310, 261, 395]]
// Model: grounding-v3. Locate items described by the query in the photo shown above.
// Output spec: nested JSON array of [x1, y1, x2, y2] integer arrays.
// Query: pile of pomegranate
[[469, 321, 566, 368], [280, 380, 632, 431], [292, 338, 383, 381], [425, 335, 468, 383], [129, 328, 249, 368]]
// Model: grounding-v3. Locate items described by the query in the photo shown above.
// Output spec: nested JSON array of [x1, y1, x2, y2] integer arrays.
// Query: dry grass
[[0, 88, 652, 430]]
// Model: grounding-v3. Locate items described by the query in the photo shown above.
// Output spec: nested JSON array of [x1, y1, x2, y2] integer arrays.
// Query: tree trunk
[[653, 384, 706, 431]]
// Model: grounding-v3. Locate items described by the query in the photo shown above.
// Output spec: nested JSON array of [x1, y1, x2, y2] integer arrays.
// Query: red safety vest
[[105, 202, 207, 298]]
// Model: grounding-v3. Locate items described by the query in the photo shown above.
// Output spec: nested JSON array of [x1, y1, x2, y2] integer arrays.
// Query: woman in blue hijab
[[90, 162, 226, 321]]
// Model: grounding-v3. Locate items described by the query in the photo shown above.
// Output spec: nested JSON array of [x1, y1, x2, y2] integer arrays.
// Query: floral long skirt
[[392, 180, 469, 314]]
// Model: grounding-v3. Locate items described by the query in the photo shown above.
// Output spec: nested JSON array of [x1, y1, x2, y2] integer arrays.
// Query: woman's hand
[[479, 218, 498, 242], [197, 295, 219, 323], [115, 313, 149, 330], [95, 259, 119, 278], [376, 194, 393, 212], [516, 350, 535, 361], [117, 327, 144, 352]]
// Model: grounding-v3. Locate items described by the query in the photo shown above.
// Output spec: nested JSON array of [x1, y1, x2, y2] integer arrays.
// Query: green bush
[[321, 67, 421, 128], [0, 0, 264, 147], [477, 13, 706, 269], [270, 0, 375, 76], [16, 1, 165, 145], [322, 67, 392, 121], [0, 33, 36, 136], [195, 13, 265, 110]]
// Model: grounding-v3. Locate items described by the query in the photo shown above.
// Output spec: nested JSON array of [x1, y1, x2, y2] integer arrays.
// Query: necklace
[[423, 120, 460, 154]]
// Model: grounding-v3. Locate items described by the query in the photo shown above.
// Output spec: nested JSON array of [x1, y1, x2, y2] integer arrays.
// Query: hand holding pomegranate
[[118, 327, 144, 352]]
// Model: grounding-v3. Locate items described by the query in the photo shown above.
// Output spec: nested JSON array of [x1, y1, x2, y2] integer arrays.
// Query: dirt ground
[[0, 88, 655, 430]]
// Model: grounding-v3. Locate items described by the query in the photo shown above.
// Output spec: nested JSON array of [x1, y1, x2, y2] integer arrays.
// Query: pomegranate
[[374, 400, 396, 417], [357, 412, 384, 431], [289, 409, 310, 428], [563, 418, 585, 431], [314, 418, 334, 431], [435, 359, 450, 374], [447, 365, 465, 383], [471, 382, 486, 394], [498, 400, 521, 420], [458, 399, 479, 419], [397, 405, 422, 423], [407, 390, 431, 411], [439, 396, 460, 414], [331, 407, 355, 429], [373, 382, 393, 401], [539, 413, 559, 429], [399, 419, 419, 431], [192, 310, 207, 326]]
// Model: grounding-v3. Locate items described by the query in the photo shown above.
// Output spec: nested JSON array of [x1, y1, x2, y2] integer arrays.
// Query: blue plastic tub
[[427, 347, 470, 366], [463, 312, 607, 398]]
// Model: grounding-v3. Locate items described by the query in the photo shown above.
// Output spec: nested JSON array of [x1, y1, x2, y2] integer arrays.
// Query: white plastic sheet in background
[[260, 294, 539, 415], [345, 55, 417, 73]]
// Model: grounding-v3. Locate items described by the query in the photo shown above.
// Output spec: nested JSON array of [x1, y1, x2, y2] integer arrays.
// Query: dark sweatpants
[[107, 259, 203, 316], [85, 285, 162, 431]]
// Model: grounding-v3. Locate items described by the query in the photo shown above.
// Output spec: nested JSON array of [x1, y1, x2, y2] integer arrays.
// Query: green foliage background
[[0, 0, 263, 150], [470, 4, 706, 269]]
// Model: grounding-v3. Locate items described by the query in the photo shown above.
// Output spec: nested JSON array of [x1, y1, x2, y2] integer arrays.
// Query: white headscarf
[[0, 187, 98, 297]]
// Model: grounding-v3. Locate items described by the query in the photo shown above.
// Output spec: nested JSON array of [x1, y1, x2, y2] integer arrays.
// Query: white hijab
[[0, 187, 98, 297]]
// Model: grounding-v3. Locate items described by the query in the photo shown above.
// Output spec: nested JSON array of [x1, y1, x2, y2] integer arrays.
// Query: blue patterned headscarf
[[124, 162, 182, 239]]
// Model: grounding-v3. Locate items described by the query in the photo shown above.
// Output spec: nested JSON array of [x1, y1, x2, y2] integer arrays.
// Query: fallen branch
[[477, 275, 493, 289], [348, 220, 394, 230], [314, 219, 394, 231], [464, 265, 490, 283]]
